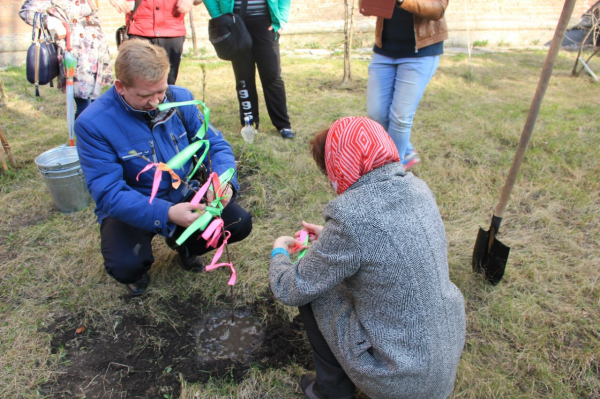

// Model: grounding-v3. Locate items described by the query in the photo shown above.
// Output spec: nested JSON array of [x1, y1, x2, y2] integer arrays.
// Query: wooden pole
[[0, 128, 16, 166], [189, 12, 198, 54], [494, 0, 578, 219]]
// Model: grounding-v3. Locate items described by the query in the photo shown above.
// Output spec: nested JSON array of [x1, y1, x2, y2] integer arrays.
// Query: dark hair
[[310, 128, 329, 175]]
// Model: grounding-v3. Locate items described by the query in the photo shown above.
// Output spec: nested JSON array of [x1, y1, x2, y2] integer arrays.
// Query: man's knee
[[104, 252, 152, 284], [234, 209, 253, 241], [228, 206, 253, 243]]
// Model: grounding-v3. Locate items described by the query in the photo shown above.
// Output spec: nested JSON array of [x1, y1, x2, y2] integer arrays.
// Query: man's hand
[[176, 0, 194, 14], [273, 236, 307, 255], [168, 202, 205, 227], [206, 185, 234, 208], [109, 0, 131, 14], [294, 221, 323, 242]]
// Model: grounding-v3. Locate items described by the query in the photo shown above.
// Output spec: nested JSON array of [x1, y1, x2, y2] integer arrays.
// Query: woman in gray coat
[[269, 117, 466, 399]]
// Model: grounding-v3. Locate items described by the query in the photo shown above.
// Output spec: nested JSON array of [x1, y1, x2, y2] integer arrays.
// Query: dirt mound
[[40, 294, 312, 398]]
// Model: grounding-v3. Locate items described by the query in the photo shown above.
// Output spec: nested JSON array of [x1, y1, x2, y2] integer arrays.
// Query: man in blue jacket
[[75, 40, 252, 296]]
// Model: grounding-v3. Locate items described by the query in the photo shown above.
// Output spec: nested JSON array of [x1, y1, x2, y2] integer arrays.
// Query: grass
[[1, 49, 600, 398]]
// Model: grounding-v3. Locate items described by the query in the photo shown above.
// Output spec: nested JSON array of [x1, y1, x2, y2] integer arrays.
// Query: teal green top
[[203, 0, 290, 33]]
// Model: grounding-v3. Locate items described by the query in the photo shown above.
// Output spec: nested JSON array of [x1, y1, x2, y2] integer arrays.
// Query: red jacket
[[127, 0, 186, 38]]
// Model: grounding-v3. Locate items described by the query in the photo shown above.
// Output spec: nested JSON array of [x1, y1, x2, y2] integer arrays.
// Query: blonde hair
[[115, 40, 170, 87]]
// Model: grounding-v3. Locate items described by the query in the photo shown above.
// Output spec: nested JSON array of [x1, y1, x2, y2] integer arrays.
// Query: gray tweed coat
[[269, 163, 466, 399]]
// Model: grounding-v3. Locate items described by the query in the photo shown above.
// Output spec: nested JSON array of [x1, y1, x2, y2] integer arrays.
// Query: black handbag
[[26, 12, 59, 97], [208, 0, 252, 61], [116, 0, 142, 47]]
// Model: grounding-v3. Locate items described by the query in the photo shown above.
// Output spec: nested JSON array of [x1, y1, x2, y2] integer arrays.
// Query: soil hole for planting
[[40, 295, 312, 398], [194, 308, 264, 364]]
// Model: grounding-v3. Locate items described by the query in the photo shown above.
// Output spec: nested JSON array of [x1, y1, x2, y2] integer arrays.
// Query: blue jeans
[[367, 53, 440, 160]]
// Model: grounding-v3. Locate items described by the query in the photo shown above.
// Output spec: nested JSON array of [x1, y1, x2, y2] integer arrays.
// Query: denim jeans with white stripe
[[367, 53, 440, 161]]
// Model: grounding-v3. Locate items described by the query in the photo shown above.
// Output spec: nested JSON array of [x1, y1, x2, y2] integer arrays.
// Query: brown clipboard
[[359, 0, 396, 19]]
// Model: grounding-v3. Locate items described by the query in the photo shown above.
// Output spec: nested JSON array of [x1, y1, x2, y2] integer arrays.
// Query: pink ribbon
[[205, 262, 237, 286], [137, 162, 182, 204], [298, 230, 308, 243], [190, 172, 218, 206], [202, 218, 224, 248], [204, 231, 236, 285], [212, 172, 222, 199], [136, 163, 161, 204]]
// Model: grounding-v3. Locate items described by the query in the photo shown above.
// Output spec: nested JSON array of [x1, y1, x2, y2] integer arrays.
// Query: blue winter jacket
[[75, 85, 239, 237]]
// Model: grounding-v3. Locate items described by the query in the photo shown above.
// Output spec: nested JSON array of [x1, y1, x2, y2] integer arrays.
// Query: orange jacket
[[375, 0, 449, 51]]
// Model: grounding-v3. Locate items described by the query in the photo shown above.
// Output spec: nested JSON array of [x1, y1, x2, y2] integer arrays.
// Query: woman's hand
[[294, 221, 323, 242], [268, 26, 282, 34], [109, 0, 131, 14], [176, 0, 194, 14], [46, 17, 67, 40], [273, 236, 307, 255]]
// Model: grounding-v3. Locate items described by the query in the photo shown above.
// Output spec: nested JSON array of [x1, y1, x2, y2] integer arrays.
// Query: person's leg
[[100, 217, 155, 284], [298, 304, 355, 399], [231, 45, 260, 128], [367, 53, 397, 133], [128, 35, 184, 84], [387, 55, 440, 160], [74, 97, 92, 119], [178, 202, 253, 257], [156, 36, 186, 84], [251, 19, 291, 130]]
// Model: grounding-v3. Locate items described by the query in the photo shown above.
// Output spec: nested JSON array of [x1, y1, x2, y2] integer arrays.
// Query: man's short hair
[[115, 40, 170, 87]]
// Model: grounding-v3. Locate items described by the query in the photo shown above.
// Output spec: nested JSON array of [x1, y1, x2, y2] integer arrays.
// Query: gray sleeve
[[269, 216, 360, 307]]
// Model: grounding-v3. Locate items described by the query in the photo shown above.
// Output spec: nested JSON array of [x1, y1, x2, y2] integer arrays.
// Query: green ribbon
[[157, 100, 210, 141], [175, 206, 222, 246], [158, 99, 212, 181], [175, 168, 236, 246], [297, 233, 309, 260]]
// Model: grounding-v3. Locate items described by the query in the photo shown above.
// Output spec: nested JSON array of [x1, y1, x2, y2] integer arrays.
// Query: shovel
[[472, 0, 577, 285]]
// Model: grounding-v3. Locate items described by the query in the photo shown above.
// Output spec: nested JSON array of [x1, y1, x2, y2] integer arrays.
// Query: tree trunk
[[189, 12, 198, 54], [342, 0, 355, 84]]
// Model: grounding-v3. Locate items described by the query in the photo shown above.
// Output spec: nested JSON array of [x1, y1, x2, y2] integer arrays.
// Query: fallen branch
[[0, 128, 16, 166]]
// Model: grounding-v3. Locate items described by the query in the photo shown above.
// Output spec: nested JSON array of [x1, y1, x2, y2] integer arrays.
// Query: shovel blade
[[472, 227, 510, 285]]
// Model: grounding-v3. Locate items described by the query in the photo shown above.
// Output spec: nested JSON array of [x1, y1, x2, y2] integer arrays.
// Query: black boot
[[125, 273, 150, 296], [165, 237, 205, 273], [176, 245, 205, 273]]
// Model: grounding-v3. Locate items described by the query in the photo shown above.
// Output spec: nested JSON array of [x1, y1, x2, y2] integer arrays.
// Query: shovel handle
[[494, 0, 577, 219]]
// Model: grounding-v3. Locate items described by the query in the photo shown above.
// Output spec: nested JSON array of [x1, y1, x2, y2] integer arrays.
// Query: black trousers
[[129, 35, 185, 84], [101, 202, 252, 284], [298, 304, 356, 399], [231, 17, 291, 130]]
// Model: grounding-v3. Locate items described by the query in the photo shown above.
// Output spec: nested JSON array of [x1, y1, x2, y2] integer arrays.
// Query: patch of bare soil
[[40, 294, 312, 398]]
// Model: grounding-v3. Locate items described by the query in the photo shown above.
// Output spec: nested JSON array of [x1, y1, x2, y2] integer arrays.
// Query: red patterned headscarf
[[325, 117, 400, 195]]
